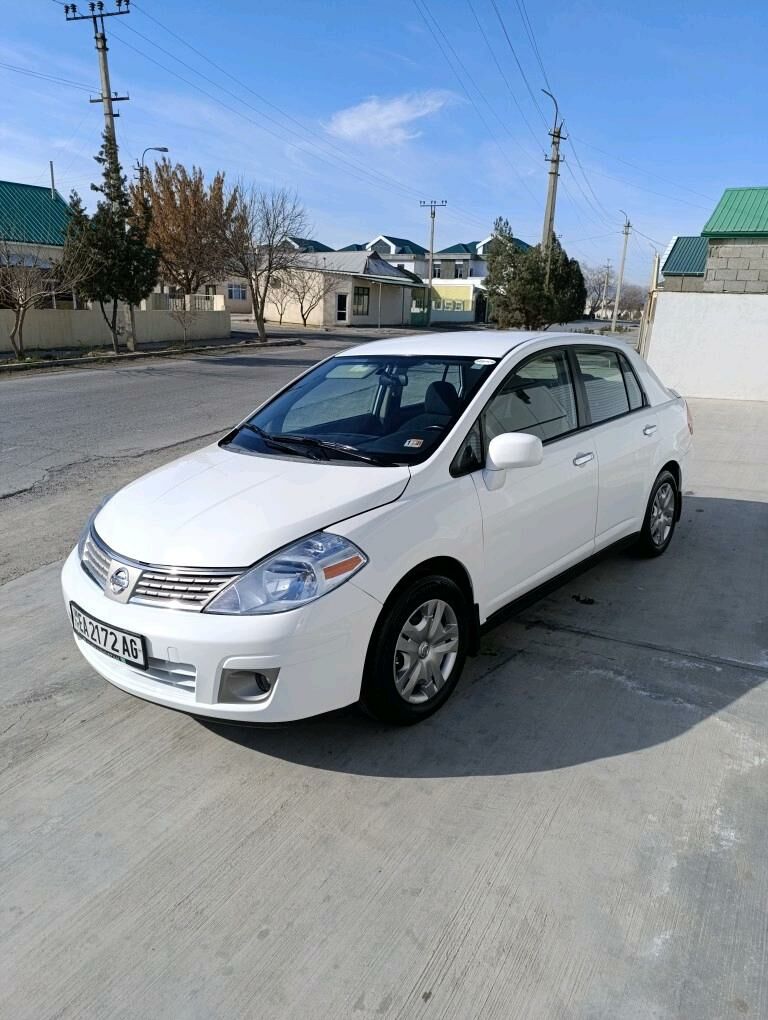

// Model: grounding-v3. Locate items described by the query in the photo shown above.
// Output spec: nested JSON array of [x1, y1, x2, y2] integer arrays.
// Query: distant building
[[263, 251, 427, 328], [0, 180, 70, 263]]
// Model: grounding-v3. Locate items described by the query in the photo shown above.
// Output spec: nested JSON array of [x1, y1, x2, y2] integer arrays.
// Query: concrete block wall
[[704, 238, 768, 294]]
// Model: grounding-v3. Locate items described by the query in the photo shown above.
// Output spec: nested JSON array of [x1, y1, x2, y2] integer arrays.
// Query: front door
[[471, 348, 599, 614], [336, 293, 348, 323]]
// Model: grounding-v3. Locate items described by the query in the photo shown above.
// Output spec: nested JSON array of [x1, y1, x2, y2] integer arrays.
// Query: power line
[[127, 1, 490, 233], [513, 0, 552, 91], [488, 0, 548, 127], [584, 167, 713, 210], [413, 0, 539, 203], [569, 135, 717, 202], [465, 0, 543, 157], [0, 61, 95, 93]]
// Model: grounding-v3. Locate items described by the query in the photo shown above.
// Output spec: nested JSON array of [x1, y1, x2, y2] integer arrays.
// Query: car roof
[[339, 331, 630, 360]]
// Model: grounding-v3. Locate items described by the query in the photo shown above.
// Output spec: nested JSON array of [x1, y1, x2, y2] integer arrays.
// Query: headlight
[[204, 532, 367, 615], [77, 495, 113, 558]]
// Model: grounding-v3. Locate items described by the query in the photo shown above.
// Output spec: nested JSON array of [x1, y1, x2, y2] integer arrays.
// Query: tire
[[636, 469, 679, 557], [360, 575, 470, 725]]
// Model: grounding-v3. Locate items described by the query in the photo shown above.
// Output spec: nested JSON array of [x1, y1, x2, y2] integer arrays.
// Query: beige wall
[[0, 307, 230, 353]]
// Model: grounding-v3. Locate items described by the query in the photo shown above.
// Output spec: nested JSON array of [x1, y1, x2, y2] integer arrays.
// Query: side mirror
[[487, 432, 543, 470]]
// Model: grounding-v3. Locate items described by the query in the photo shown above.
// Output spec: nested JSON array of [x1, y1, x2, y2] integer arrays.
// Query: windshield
[[223, 354, 498, 466]]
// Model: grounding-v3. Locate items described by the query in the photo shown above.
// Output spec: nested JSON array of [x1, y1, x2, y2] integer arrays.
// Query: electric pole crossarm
[[63, 2, 130, 147]]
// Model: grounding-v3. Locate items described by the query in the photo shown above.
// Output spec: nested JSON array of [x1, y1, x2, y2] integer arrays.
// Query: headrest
[[424, 380, 461, 417]]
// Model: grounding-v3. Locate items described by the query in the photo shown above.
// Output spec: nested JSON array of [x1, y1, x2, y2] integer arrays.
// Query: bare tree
[[134, 162, 236, 301], [286, 267, 335, 327], [617, 282, 645, 317], [268, 274, 292, 325], [582, 263, 612, 317], [168, 299, 199, 349], [220, 185, 309, 340], [0, 235, 94, 361]]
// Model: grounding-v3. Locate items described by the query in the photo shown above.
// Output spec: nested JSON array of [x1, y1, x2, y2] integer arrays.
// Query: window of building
[[574, 348, 631, 423], [396, 263, 405, 270], [352, 286, 370, 316], [433, 263, 442, 279], [444, 300, 454, 311], [453, 301, 465, 312], [432, 297, 443, 310], [454, 262, 465, 279], [227, 283, 247, 301], [411, 291, 426, 312], [484, 350, 577, 443]]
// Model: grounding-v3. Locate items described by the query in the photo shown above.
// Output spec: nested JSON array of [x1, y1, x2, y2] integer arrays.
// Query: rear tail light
[[684, 400, 694, 436]]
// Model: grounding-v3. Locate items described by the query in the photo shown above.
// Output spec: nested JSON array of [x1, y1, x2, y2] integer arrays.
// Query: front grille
[[145, 657, 196, 693], [132, 570, 239, 609], [80, 526, 242, 612], [82, 533, 111, 587]]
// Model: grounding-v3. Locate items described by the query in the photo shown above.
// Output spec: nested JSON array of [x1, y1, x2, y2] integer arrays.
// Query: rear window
[[574, 348, 630, 424]]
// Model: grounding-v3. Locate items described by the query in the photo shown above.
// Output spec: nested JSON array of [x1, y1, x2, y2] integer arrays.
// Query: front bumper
[[61, 548, 382, 722]]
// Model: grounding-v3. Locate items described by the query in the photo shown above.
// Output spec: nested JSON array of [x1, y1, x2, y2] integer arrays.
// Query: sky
[[2, 0, 767, 285]]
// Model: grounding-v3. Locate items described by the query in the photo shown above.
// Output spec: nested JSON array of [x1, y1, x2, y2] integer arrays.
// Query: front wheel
[[637, 469, 679, 557], [360, 575, 469, 725]]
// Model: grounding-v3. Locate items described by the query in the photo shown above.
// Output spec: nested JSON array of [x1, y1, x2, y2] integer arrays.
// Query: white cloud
[[325, 90, 452, 147]]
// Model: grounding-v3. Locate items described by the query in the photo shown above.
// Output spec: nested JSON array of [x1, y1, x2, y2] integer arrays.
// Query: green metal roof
[[0, 180, 71, 246], [702, 187, 768, 237], [436, 237, 531, 256], [338, 243, 366, 251], [661, 235, 708, 276]]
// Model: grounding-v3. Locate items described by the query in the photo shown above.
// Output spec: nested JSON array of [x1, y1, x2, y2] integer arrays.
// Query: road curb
[[0, 338, 306, 375]]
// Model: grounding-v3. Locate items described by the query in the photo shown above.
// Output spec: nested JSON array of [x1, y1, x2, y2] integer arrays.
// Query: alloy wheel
[[650, 481, 675, 546]]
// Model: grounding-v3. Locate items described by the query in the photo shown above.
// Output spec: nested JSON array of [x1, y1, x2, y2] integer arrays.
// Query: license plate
[[70, 602, 147, 670]]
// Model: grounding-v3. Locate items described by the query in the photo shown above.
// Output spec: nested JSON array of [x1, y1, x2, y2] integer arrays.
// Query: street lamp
[[138, 146, 168, 187]]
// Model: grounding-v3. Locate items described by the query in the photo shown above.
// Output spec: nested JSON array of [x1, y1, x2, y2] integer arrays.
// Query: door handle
[[573, 452, 594, 467], [643, 424, 658, 436]]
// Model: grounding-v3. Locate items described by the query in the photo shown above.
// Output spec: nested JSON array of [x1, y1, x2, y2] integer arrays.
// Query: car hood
[[95, 443, 411, 568]]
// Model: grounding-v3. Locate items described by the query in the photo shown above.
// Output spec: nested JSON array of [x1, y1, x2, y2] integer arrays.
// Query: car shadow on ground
[[200, 496, 768, 778]]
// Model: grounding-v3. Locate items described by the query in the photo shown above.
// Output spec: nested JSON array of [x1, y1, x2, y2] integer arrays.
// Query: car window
[[451, 419, 483, 475], [281, 371, 380, 432], [483, 349, 577, 442], [228, 355, 498, 466], [575, 348, 630, 423], [619, 354, 645, 410], [400, 362, 462, 407]]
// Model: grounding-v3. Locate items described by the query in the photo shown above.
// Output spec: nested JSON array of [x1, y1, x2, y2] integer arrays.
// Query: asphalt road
[[1, 345, 767, 1019]]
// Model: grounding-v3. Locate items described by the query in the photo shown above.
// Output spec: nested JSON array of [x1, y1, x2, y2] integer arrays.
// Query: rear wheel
[[360, 575, 469, 725], [637, 469, 678, 556]]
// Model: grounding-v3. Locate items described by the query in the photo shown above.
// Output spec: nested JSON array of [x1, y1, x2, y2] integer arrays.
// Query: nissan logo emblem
[[109, 567, 129, 594]]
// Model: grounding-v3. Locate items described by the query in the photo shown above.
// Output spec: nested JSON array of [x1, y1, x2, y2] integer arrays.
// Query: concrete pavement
[[1, 359, 767, 1018]]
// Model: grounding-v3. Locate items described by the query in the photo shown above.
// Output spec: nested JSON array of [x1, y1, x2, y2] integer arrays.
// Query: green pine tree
[[486, 217, 586, 330], [69, 132, 159, 354]]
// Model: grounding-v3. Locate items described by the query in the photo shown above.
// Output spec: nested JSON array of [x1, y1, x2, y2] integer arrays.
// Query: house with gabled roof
[[0, 180, 71, 262], [263, 250, 427, 329]]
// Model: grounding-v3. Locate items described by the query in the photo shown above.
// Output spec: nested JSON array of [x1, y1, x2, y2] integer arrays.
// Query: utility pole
[[420, 199, 447, 325], [600, 259, 612, 319], [541, 90, 565, 286], [64, 2, 130, 150], [611, 211, 631, 332]]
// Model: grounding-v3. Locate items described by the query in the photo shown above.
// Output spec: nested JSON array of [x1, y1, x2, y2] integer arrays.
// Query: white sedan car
[[62, 332, 692, 725]]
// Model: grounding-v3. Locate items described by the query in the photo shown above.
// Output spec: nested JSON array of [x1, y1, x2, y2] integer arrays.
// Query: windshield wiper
[[239, 423, 325, 460], [272, 434, 391, 466]]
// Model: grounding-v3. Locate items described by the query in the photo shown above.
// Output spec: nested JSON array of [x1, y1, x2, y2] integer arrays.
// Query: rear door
[[572, 346, 658, 543], [469, 347, 599, 613]]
